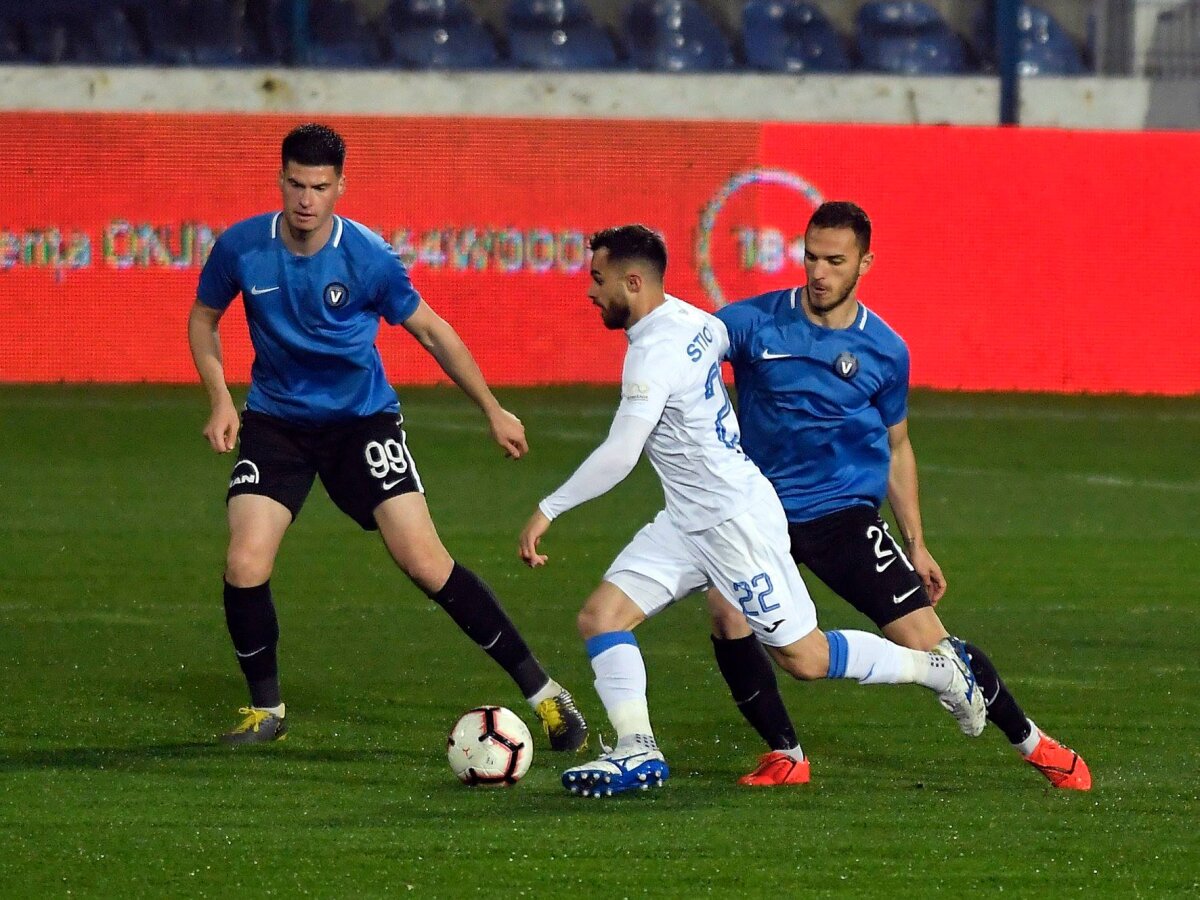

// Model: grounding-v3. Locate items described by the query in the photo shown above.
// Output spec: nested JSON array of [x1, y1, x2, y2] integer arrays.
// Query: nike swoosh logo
[[381, 478, 403, 490], [249, 285, 280, 295], [235, 645, 267, 658], [760, 350, 795, 360], [892, 585, 921, 604]]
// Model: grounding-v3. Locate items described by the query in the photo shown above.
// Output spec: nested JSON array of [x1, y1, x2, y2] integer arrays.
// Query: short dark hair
[[589, 225, 667, 279], [281, 123, 346, 173], [808, 201, 871, 253]]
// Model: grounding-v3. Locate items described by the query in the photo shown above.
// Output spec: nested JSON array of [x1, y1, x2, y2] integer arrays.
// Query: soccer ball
[[446, 706, 533, 787]]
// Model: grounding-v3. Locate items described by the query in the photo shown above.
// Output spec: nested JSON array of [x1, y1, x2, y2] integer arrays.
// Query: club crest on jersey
[[324, 282, 349, 308], [834, 352, 859, 380]]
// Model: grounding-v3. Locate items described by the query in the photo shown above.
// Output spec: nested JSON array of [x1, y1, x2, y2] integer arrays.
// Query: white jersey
[[618, 297, 768, 532]]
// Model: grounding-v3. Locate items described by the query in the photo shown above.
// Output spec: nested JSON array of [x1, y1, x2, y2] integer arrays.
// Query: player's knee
[[709, 603, 752, 640], [403, 558, 454, 594], [785, 654, 830, 681], [576, 606, 605, 640], [225, 546, 273, 587], [773, 631, 830, 681]]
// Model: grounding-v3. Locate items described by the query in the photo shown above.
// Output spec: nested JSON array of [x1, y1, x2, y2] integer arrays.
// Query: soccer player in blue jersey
[[187, 123, 586, 750], [708, 201, 1090, 790]]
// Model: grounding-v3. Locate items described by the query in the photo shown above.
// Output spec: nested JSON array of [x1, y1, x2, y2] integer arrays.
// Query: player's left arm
[[401, 299, 527, 459], [886, 419, 947, 604]]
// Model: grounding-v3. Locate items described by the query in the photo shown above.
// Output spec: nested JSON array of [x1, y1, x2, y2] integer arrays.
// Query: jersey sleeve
[[714, 301, 753, 363], [614, 345, 671, 425], [538, 414, 655, 521], [375, 249, 422, 325], [875, 340, 910, 427], [196, 233, 241, 311]]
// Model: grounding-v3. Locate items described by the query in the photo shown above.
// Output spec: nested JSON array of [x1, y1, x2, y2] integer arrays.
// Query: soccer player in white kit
[[518, 225, 984, 797]]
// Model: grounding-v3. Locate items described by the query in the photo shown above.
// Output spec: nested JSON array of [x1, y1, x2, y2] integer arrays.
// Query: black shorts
[[227, 410, 424, 530], [787, 505, 931, 629]]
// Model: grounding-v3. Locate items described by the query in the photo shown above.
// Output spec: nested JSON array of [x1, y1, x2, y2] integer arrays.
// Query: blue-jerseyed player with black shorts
[[188, 123, 587, 750], [707, 201, 1090, 790]]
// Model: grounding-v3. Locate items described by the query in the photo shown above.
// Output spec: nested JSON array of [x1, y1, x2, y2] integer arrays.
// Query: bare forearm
[[426, 331, 501, 415], [187, 305, 233, 409], [887, 442, 926, 550]]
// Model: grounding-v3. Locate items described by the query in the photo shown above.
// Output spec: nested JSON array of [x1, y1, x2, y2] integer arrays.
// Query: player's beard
[[808, 273, 859, 315], [599, 301, 631, 330]]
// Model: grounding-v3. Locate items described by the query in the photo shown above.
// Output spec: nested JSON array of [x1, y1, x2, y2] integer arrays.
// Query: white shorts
[[604, 487, 818, 647]]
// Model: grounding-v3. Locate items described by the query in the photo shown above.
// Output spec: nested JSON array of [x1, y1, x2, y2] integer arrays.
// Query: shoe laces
[[231, 707, 272, 734], [536, 691, 580, 736]]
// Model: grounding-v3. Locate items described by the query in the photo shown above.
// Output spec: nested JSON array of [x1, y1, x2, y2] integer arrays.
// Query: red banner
[[2, 112, 1197, 394]]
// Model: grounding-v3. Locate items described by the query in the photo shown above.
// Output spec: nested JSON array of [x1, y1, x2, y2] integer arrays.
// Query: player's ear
[[336, 174, 347, 198], [859, 251, 875, 276], [625, 270, 643, 294]]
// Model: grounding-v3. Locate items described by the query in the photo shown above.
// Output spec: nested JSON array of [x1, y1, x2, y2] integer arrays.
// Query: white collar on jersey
[[270, 212, 345, 248], [794, 286, 871, 331]]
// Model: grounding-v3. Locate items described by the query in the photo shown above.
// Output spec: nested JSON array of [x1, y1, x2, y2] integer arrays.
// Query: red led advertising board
[[2, 112, 1197, 394]]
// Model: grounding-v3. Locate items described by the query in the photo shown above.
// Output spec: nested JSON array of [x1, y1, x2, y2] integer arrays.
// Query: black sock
[[963, 641, 1032, 746], [711, 634, 799, 752], [223, 579, 281, 708], [429, 562, 548, 698]]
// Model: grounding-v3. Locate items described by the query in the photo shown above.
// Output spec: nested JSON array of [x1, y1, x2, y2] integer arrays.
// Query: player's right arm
[[188, 301, 239, 453], [190, 233, 242, 453], [519, 348, 667, 568], [518, 414, 656, 568]]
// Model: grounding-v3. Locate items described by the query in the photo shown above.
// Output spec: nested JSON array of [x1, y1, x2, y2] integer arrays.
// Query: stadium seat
[[247, 0, 292, 63], [622, 0, 734, 71], [143, 0, 264, 66], [0, 17, 23, 62], [975, 3, 1087, 76], [303, 0, 385, 67], [856, 0, 969, 75], [384, 0, 500, 69], [506, 0, 621, 70], [742, 0, 850, 73], [15, 3, 143, 65]]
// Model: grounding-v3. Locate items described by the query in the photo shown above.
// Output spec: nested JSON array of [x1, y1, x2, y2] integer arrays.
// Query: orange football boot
[[738, 751, 811, 786], [1024, 733, 1091, 791]]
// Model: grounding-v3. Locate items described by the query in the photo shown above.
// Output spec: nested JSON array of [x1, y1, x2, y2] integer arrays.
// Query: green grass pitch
[[0, 385, 1196, 896]]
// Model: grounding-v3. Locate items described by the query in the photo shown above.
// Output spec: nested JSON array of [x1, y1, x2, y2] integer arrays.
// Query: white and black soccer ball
[[446, 706, 533, 787]]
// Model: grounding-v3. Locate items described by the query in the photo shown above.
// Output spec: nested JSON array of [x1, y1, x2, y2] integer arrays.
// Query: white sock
[[1016, 719, 1042, 756], [827, 630, 956, 691], [526, 678, 562, 707], [780, 745, 805, 762], [587, 631, 653, 742], [253, 703, 285, 717]]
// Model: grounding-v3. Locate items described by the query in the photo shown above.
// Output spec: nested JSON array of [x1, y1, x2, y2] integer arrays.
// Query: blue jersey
[[197, 212, 421, 426], [716, 287, 909, 523]]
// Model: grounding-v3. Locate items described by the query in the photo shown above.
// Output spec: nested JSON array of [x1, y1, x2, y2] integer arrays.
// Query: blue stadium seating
[[143, 0, 263, 66], [247, 0, 292, 63], [506, 0, 620, 70], [857, 0, 969, 74], [13, 3, 143, 64], [300, 0, 384, 66], [742, 0, 850, 73], [975, 3, 1086, 75], [0, 17, 22, 62], [385, 0, 500, 69], [623, 0, 733, 71]]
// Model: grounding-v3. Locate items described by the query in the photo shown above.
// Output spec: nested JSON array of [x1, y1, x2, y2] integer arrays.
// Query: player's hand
[[203, 401, 240, 453], [909, 544, 947, 605], [488, 407, 528, 459], [518, 510, 551, 568]]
